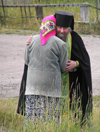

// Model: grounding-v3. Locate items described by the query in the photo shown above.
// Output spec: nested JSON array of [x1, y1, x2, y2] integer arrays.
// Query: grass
[[0, 0, 100, 35], [0, 95, 100, 132], [0, 20, 100, 35]]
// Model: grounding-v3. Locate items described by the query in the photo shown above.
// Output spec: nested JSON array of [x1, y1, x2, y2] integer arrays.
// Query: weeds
[[0, 0, 100, 35], [0, 96, 100, 132]]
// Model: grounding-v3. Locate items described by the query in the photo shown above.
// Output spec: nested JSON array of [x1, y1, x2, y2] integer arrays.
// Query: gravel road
[[0, 34, 100, 99]]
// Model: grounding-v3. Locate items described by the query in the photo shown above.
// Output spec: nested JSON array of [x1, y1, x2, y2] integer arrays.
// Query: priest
[[55, 11, 93, 124]]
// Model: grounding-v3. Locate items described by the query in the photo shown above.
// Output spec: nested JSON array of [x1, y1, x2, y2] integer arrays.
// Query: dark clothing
[[69, 31, 92, 122], [17, 64, 27, 115]]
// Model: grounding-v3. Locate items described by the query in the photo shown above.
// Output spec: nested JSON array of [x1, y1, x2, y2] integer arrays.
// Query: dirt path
[[0, 34, 100, 99]]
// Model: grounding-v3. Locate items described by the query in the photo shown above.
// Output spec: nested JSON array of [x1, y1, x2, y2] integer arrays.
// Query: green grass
[[0, 95, 100, 132], [0, 0, 95, 5], [0, 0, 100, 35]]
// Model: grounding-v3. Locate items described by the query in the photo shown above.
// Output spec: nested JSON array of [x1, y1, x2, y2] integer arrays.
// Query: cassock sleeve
[[17, 64, 28, 115]]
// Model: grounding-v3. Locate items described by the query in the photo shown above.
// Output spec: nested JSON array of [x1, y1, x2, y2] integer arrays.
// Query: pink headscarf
[[40, 15, 56, 45]]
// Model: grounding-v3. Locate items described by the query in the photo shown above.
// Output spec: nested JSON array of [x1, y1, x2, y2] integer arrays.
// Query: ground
[[0, 34, 100, 99]]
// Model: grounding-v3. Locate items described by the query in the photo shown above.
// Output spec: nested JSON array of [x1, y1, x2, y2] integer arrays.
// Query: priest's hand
[[65, 60, 77, 72], [26, 35, 33, 45]]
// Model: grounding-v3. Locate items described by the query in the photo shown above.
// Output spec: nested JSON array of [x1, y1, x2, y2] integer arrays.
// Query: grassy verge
[[0, 95, 100, 132], [0, 20, 100, 35], [0, 0, 100, 35]]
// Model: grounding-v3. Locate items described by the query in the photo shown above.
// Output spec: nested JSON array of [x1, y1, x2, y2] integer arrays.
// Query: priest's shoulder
[[71, 31, 84, 44], [71, 31, 82, 38]]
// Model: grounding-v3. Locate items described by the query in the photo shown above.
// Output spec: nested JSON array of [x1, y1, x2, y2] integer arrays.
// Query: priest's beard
[[56, 33, 69, 42], [56, 34, 66, 42]]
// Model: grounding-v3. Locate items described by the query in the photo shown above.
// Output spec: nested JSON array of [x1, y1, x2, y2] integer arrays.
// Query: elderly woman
[[17, 15, 68, 123]]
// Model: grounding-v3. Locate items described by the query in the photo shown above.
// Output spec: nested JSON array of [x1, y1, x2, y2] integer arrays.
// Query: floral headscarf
[[40, 15, 56, 45]]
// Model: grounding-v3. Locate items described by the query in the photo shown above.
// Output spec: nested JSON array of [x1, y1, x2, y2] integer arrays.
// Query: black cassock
[[17, 64, 27, 115], [69, 31, 92, 122]]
